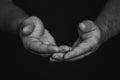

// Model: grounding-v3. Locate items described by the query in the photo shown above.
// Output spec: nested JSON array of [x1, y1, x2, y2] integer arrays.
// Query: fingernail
[[23, 26, 32, 34], [79, 23, 86, 31], [23, 25, 33, 35]]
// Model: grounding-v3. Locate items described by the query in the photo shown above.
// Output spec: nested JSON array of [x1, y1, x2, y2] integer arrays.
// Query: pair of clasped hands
[[20, 16, 101, 62]]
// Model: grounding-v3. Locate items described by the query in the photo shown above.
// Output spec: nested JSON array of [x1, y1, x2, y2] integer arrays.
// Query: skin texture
[[0, 0, 120, 62], [20, 16, 72, 57], [50, 20, 101, 61], [95, 0, 120, 43], [20, 18, 101, 61], [50, 0, 120, 61]]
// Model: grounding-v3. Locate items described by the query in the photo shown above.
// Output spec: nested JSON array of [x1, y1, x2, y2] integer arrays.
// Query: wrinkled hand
[[20, 16, 71, 57], [50, 20, 101, 61]]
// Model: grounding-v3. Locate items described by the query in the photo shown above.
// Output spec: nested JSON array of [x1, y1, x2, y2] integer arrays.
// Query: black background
[[1, 0, 120, 76]]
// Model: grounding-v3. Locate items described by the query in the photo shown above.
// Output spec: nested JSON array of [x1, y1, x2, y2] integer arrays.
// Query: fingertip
[[64, 53, 71, 59], [64, 55, 68, 59], [79, 20, 97, 33], [59, 45, 72, 53], [23, 25, 33, 35], [49, 58, 57, 62], [48, 46, 60, 53], [64, 51, 76, 60], [79, 23, 86, 31], [52, 53, 64, 60]]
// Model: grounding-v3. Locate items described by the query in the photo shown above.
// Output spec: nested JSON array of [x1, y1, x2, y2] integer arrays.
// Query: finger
[[65, 40, 99, 61], [34, 43, 60, 54], [64, 37, 97, 59], [48, 45, 72, 62], [50, 45, 72, 60], [20, 16, 44, 37], [79, 20, 97, 33], [64, 50, 95, 61], [72, 39, 81, 49], [50, 57, 63, 62], [23, 28, 59, 54], [79, 21, 101, 40], [20, 22, 35, 36], [66, 44, 99, 61], [49, 58, 58, 62], [23, 37, 59, 53], [58, 45, 72, 53], [47, 45, 61, 53], [22, 25, 34, 35], [26, 16, 45, 38], [50, 53, 64, 61]]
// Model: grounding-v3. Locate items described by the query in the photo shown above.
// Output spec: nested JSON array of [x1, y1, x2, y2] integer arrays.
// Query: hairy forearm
[[95, 0, 120, 43], [0, 0, 29, 34]]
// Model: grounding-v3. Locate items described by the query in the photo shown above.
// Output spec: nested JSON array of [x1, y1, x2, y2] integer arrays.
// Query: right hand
[[50, 20, 101, 61]]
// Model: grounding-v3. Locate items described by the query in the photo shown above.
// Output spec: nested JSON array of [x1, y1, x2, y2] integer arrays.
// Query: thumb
[[20, 16, 44, 37], [78, 20, 96, 33], [22, 24, 34, 36], [30, 16, 45, 37], [20, 16, 35, 36]]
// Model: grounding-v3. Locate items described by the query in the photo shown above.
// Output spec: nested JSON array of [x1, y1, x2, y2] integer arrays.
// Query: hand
[[20, 16, 71, 57], [50, 20, 101, 61]]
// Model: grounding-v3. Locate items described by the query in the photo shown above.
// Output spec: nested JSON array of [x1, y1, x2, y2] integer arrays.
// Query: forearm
[[95, 0, 120, 43], [0, 0, 29, 34]]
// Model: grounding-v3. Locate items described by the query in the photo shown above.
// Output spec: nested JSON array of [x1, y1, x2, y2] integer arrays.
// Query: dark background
[[1, 0, 119, 76]]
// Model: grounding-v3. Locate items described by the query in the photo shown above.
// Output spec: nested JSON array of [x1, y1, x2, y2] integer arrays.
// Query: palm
[[20, 16, 71, 57], [50, 20, 101, 61]]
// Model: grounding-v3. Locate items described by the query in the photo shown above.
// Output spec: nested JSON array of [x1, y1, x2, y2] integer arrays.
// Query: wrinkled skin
[[20, 16, 101, 62], [20, 16, 72, 57], [50, 21, 101, 61]]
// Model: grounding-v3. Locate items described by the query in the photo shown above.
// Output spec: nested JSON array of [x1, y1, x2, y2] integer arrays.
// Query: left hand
[[50, 20, 101, 61], [20, 16, 72, 57]]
